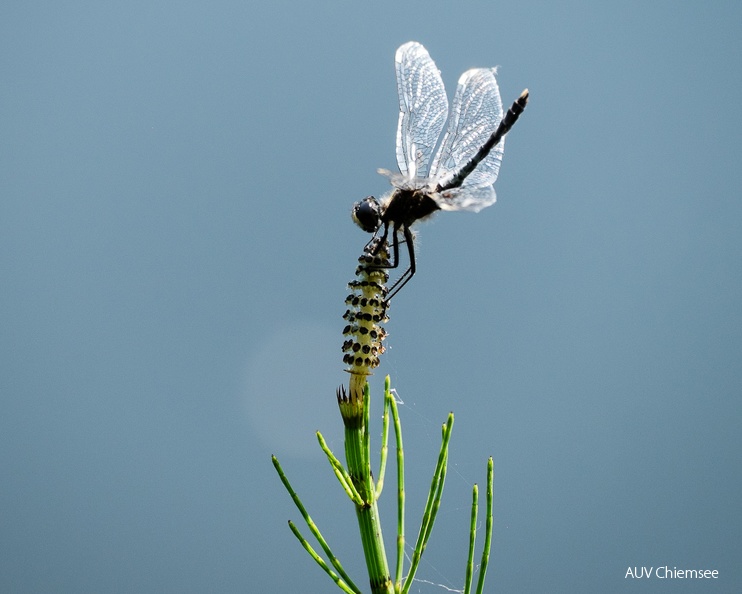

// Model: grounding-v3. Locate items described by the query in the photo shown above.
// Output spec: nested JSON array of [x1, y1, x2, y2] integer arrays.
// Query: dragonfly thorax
[[352, 187, 441, 237], [381, 187, 440, 230]]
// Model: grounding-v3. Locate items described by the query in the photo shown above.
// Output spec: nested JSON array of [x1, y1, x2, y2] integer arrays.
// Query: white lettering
[[625, 567, 653, 578], [627, 565, 718, 579], [657, 566, 719, 579]]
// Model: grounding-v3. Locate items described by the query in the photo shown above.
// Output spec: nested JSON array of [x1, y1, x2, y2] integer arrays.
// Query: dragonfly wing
[[430, 68, 504, 211], [395, 42, 448, 180], [436, 184, 496, 213]]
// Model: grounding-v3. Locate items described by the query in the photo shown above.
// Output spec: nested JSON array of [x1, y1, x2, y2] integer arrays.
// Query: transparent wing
[[436, 184, 496, 213], [394, 42, 448, 180], [429, 68, 504, 211]]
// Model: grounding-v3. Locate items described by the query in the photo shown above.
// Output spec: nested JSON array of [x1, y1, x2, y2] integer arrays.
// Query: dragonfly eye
[[351, 197, 381, 233]]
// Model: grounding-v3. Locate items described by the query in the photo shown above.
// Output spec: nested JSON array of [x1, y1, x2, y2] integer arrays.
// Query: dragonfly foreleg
[[384, 225, 416, 302]]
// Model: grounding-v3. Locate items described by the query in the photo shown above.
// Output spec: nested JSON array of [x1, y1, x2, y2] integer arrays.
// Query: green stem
[[474, 457, 494, 594], [271, 455, 360, 592], [287, 521, 360, 594], [402, 414, 453, 594], [464, 484, 478, 594], [387, 381, 406, 590], [375, 382, 391, 499], [341, 381, 395, 594], [317, 431, 364, 506]]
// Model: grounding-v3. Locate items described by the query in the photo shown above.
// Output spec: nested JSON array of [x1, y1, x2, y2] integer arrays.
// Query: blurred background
[[2, 1, 740, 592]]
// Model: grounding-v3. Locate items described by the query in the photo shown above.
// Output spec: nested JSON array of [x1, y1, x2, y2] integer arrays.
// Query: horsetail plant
[[271, 238, 498, 594], [272, 36, 529, 592]]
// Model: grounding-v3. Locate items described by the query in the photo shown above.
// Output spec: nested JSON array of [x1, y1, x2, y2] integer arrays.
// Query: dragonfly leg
[[366, 223, 398, 269], [384, 225, 416, 302], [368, 222, 387, 253], [388, 226, 400, 270]]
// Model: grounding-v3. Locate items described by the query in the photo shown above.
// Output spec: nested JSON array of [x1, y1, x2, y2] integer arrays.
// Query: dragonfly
[[352, 41, 529, 302]]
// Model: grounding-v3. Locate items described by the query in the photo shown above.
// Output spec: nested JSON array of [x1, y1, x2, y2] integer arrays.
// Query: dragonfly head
[[351, 196, 382, 234]]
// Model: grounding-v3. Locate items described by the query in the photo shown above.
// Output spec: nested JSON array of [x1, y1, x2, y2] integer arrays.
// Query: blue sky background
[[2, 1, 741, 592]]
